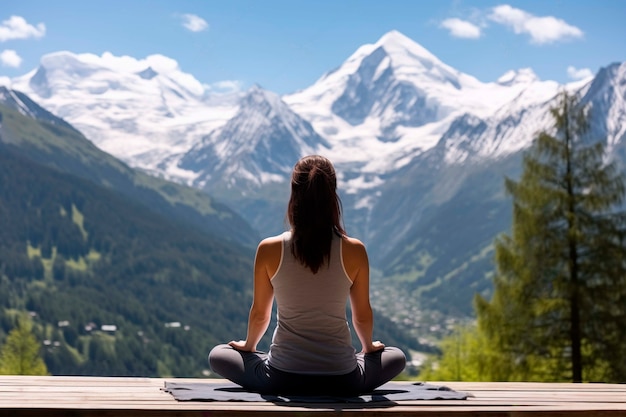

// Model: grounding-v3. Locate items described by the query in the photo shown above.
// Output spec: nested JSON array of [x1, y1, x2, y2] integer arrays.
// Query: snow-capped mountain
[[9, 51, 240, 182], [3, 30, 624, 316], [6, 31, 567, 194], [179, 84, 330, 193], [282, 30, 567, 195], [579, 62, 626, 153]]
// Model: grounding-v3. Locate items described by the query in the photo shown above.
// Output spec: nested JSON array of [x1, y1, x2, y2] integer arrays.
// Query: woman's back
[[267, 231, 356, 374], [208, 155, 405, 395]]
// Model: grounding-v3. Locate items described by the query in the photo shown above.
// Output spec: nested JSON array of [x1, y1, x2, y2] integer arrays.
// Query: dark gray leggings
[[208, 344, 406, 396]]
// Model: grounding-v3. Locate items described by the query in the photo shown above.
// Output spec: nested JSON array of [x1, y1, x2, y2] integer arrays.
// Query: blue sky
[[1, 0, 624, 95]]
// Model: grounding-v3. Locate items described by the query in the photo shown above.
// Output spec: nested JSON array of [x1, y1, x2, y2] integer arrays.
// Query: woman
[[209, 155, 405, 396]]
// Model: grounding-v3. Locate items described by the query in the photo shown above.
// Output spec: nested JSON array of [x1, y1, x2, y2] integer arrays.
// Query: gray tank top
[[267, 231, 357, 375]]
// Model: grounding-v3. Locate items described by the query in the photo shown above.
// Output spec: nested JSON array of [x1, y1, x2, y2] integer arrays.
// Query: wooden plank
[[0, 376, 625, 417]]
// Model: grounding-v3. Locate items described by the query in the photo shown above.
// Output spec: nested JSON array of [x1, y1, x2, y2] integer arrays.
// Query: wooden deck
[[0, 375, 625, 416]]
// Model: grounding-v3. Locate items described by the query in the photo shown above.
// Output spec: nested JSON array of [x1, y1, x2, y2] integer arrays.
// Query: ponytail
[[287, 155, 345, 273]]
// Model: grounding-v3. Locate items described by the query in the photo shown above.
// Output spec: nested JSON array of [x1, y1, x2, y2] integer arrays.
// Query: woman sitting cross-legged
[[209, 155, 406, 396]]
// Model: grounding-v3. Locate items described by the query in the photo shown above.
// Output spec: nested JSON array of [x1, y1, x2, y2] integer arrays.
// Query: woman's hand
[[362, 340, 385, 354], [229, 340, 255, 352]]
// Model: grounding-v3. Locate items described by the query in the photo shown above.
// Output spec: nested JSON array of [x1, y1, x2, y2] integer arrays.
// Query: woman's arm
[[345, 237, 385, 354], [229, 237, 280, 352]]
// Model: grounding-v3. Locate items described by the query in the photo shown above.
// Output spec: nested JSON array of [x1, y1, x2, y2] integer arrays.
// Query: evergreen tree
[[475, 92, 626, 383], [0, 315, 49, 375]]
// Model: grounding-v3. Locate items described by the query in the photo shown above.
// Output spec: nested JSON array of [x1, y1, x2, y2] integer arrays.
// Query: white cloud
[[181, 14, 208, 32], [0, 75, 10, 86], [567, 66, 593, 80], [0, 15, 46, 42], [440, 18, 482, 39], [488, 4, 583, 44], [0, 49, 22, 67]]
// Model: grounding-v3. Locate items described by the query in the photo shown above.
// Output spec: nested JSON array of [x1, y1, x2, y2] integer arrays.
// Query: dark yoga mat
[[163, 380, 471, 403]]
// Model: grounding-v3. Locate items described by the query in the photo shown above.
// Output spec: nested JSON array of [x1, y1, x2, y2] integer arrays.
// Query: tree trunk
[[564, 99, 582, 383]]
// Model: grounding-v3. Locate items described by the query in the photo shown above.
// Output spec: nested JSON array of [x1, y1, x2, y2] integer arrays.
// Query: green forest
[[0, 146, 254, 376]]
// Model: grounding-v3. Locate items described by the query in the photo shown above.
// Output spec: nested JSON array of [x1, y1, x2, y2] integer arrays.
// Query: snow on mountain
[[496, 68, 539, 86], [579, 62, 626, 152], [9, 51, 239, 182], [438, 62, 626, 166], [3, 31, 615, 203], [0, 85, 77, 131], [440, 81, 563, 164], [4, 31, 608, 193], [0, 86, 39, 117], [284, 30, 562, 193], [3, 32, 569, 193], [179, 84, 330, 191], [284, 30, 482, 170]]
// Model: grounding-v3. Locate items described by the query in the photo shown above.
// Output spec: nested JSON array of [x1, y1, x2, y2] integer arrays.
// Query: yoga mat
[[163, 380, 471, 403]]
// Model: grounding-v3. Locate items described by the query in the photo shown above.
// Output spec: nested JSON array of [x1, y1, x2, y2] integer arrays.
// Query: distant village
[[31, 311, 191, 347]]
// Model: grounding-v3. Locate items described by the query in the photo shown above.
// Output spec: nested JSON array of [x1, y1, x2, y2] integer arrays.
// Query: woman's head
[[287, 155, 345, 273]]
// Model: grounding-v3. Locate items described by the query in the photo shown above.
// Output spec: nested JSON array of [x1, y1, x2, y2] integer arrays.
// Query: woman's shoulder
[[255, 233, 286, 277], [340, 235, 368, 282], [341, 234, 365, 248], [260, 232, 286, 245], [259, 231, 291, 245], [257, 232, 288, 256], [340, 235, 368, 259]]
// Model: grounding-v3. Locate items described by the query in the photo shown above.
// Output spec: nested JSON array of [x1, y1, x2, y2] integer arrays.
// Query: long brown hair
[[287, 155, 346, 273]]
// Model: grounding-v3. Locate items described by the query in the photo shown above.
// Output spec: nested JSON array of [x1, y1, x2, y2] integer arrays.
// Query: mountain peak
[[247, 83, 267, 95], [374, 30, 441, 65], [243, 84, 283, 110], [137, 66, 158, 80], [377, 29, 413, 45]]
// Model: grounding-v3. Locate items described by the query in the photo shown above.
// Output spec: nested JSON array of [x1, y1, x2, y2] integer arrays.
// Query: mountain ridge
[[2, 30, 624, 320], [0, 93, 260, 248]]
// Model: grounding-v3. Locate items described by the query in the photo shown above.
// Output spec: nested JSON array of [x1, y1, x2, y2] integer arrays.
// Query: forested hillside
[[0, 145, 255, 376]]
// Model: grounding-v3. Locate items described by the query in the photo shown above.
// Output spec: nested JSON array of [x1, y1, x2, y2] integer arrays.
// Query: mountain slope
[[368, 62, 626, 317], [0, 90, 259, 248], [580, 62, 626, 153], [0, 144, 253, 376], [0, 87, 76, 131], [175, 85, 333, 234], [180, 85, 330, 192]]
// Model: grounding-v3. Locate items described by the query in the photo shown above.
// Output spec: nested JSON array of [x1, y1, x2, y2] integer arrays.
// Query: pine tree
[[474, 92, 626, 382], [0, 316, 49, 375]]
